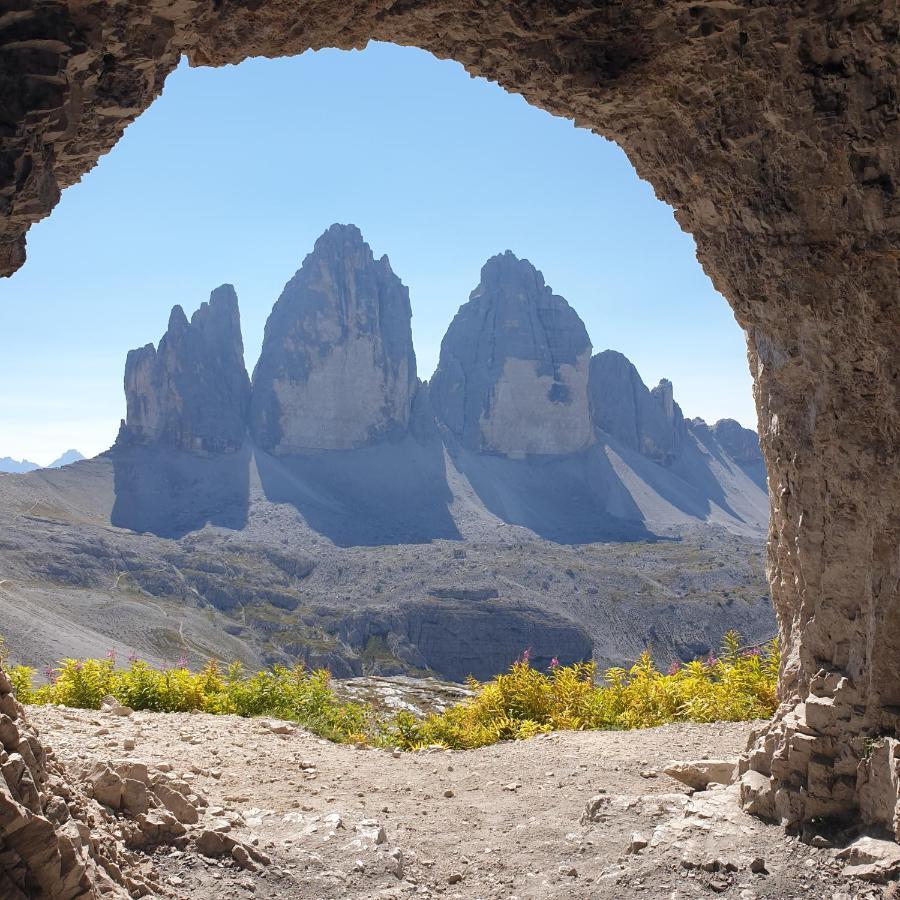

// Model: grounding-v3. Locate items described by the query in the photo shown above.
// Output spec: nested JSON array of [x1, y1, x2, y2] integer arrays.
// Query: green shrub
[[5, 630, 778, 750], [7, 665, 36, 703], [383, 632, 779, 750]]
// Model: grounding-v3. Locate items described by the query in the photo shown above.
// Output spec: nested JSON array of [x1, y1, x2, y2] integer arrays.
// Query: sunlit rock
[[431, 251, 592, 457], [251, 224, 417, 452]]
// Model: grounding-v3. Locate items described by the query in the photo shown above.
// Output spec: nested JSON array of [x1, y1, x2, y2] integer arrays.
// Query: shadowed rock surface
[[111, 444, 251, 538], [254, 436, 459, 547], [709, 419, 766, 490], [337, 598, 594, 681], [117, 285, 251, 454], [431, 252, 593, 457], [251, 224, 417, 453], [589, 351, 687, 465]]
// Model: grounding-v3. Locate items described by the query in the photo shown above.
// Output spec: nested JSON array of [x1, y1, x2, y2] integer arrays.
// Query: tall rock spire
[[430, 251, 593, 457], [118, 284, 250, 453], [250, 224, 418, 453]]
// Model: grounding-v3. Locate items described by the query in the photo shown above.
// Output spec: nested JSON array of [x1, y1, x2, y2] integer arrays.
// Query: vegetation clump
[[5, 631, 778, 750], [7, 655, 373, 744], [385, 632, 779, 749]]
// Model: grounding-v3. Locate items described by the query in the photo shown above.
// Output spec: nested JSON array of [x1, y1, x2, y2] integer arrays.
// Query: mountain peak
[[476, 251, 547, 296], [167, 304, 189, 332], [119, 287, 251, 453], [431, 252, 592, 456], [310, 223, 368, 258], [205, 283, 238, 311], [0, 456, 39, 473], [48, 449, 85, 468], [250, 225, 417, 453], [0, 450, 85, 473]]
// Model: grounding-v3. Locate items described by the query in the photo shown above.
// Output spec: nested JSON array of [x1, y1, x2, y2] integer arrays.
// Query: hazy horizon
[[0, 43, 756, 463]]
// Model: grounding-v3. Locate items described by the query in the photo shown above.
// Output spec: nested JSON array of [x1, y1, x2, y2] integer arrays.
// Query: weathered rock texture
[[118, 285, 250, 453], [1, 0, 898, 842], [336, 597, 594, 682], [0, 666, 158, 898], [431, 251, 593, 456], [251, 224, 417, 452], [589, 350, 686, 464]]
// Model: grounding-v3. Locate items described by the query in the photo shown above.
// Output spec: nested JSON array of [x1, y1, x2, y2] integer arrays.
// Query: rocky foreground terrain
[[4, 678, 898, 899]]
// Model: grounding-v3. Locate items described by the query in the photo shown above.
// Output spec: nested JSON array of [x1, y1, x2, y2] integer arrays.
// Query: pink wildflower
[[667, 661, 681, 676], [177, 655, 188, 669], [549, 657, 560, 670]]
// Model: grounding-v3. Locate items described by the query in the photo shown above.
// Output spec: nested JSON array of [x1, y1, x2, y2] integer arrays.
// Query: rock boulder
[[663, 759, 737, 791]]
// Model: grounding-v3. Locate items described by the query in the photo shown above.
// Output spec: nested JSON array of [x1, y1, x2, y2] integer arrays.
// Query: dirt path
[[28, 706, 890, 900]]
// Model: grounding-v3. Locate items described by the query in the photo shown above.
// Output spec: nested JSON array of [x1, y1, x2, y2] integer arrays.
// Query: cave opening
[[1, 0, 897, 847]]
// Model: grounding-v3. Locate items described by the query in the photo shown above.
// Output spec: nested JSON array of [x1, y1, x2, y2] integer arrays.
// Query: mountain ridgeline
[[115, 223, 765, 516], [0, 224, 774, 682], [0, 450, 85, 473], [250, 225, 418, 453]]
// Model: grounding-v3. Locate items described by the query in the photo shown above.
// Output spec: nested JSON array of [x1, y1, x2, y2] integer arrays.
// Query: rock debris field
[[26, 704, 900, 899]]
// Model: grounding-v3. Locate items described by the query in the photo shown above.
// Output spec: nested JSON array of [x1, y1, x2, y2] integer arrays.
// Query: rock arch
[[2, 1, 898, 838]]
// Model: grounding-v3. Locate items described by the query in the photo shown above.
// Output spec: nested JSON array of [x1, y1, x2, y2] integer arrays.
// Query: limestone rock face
[[0, 665, 156, 897], [431, 251, 592, 457], [589, 351, 686, 464], [251, 224, 417, 453], [118, 284, 250, 453]]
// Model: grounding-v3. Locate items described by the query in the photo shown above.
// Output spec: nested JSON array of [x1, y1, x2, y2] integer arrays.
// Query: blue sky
[[0, 43, 755, 465]]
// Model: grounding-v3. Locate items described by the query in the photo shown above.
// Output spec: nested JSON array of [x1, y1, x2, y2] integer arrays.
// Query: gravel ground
[[26, 706, 894, 900]]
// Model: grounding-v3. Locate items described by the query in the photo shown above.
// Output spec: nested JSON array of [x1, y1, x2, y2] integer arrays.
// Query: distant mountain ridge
[[109, 223, 765, 542], [0, 450, 84, 473], [0, 457, 39, 473]]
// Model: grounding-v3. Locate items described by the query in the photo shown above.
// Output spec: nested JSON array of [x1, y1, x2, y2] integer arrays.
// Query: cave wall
[[1, 0, 898, 836]]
